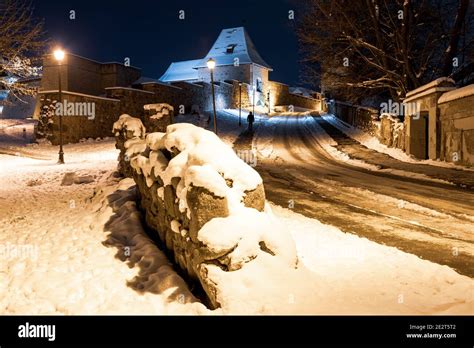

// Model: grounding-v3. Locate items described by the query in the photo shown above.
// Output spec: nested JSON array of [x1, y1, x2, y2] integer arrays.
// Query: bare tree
[[0, 0, 45, 99], [442, 0, 470, 76], [296, 0, 474, 103]]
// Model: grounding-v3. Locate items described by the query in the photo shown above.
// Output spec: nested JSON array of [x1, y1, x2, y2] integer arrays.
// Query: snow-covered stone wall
[[269, 81, 321, 111], [330, 101, 378, 135], [438, 86, 474, 166], [143, 103, 174, 133], [378, 113, 405, 151], [113, 117, 297, 308], [113, 114, 146, 177]]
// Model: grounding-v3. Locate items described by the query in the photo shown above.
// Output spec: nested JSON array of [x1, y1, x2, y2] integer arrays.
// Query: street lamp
[[207, 58, 217, 134], [238, 82, 242, 126], [54, 48, 65, 164]]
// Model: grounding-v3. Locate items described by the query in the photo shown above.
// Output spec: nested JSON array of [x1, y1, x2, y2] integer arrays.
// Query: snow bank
[[0, 142, 208, 314]]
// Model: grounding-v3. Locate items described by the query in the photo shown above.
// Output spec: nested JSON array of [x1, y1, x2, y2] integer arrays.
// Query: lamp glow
[[207, 58, 216, 70], [53, 49, 65, 62]]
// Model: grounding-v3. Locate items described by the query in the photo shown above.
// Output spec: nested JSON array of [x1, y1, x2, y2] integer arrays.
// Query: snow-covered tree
[[296, 0, 474, 103], [0, 0, 45, 99]]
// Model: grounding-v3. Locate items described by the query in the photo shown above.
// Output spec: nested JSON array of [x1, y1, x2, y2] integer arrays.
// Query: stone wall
[[36, 91, 121, 144], [330, 100, 379, 135], [143, 103, 174, 132], [330, 80, 473, 167], [438, 87, 474, 166], [403, 78, 456, 160], [113, 116, 296, 308], [41, 53, 141, 96], [377, 114, 405, 150], [269, 81, 321, 111], [197, 64, 251, 85], [141, 82, 184, 112], [105, 87, 157, 119]]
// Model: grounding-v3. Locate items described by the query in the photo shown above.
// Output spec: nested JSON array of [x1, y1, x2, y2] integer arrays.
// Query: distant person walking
[[247, 111, 255, 133]]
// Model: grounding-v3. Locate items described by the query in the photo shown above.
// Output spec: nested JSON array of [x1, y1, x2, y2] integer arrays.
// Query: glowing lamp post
[[54, 48, 65, 164], [207, 58, 218, 134]]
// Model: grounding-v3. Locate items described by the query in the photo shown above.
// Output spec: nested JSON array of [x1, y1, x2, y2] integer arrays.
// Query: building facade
[[34, 27, 321, 144]]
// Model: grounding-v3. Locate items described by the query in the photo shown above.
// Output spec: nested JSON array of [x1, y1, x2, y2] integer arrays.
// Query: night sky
[[32, 0, 303, 86]]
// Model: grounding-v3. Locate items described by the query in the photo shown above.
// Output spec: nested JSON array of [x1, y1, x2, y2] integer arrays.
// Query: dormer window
[[226, 44, 237, 53]]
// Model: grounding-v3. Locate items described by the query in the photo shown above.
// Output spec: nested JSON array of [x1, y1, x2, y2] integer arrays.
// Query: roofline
[[104, 87, 154, 94], [142, 81, 183, 89], [403, 87, 455, 103], [44, 52, 142, 71], [405, 77, 455, 98], [193, 62, 273, 71], [37, 90, 120, 101]]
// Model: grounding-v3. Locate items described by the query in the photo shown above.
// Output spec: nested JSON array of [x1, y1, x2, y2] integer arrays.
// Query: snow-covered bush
[[113, 117, 298, 308], [35, 98, 56, 141]]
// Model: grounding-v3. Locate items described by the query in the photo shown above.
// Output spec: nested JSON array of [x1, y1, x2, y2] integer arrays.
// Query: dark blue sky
[[32, 0, 303, 86]]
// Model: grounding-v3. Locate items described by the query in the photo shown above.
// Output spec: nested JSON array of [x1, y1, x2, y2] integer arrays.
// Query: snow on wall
[[405, 77, 455, 98], [438, 84, 474, 104], [112, 114, 146, 177], [114, 117, 298, 308]]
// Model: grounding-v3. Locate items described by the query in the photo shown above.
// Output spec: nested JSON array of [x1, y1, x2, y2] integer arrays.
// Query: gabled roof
[[194, 27, 272, 70], [159, 59, 201, 82], [159, 27, 272, 82]]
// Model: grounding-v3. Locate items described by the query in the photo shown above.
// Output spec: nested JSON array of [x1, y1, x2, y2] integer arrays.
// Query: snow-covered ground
[[0, 142, 209, 314], [251, 113, 462, 186], [1, 125, 473, 314]]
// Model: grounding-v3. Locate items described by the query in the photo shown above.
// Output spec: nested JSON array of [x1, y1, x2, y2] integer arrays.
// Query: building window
[[226, 44, 237, 54]]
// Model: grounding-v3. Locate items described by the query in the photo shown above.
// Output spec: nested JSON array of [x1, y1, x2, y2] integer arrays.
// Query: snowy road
[[1, 115, 472, 314], [246, 114, 474, 277]]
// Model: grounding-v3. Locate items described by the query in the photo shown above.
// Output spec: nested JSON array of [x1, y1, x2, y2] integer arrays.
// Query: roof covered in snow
[[159, 59, 201, 82], [159, 27, 272, 82], [194, 27, 272, 70]]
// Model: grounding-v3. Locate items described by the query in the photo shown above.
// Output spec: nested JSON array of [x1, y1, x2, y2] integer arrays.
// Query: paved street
[[233, 114, 474, 277]]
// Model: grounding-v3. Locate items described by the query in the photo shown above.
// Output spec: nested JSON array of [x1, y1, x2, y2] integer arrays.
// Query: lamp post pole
[[54, 49, 65, 164], [239, 82, 242, 126], [253, 85, 255, 115], [207, 58, 218, 134]]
